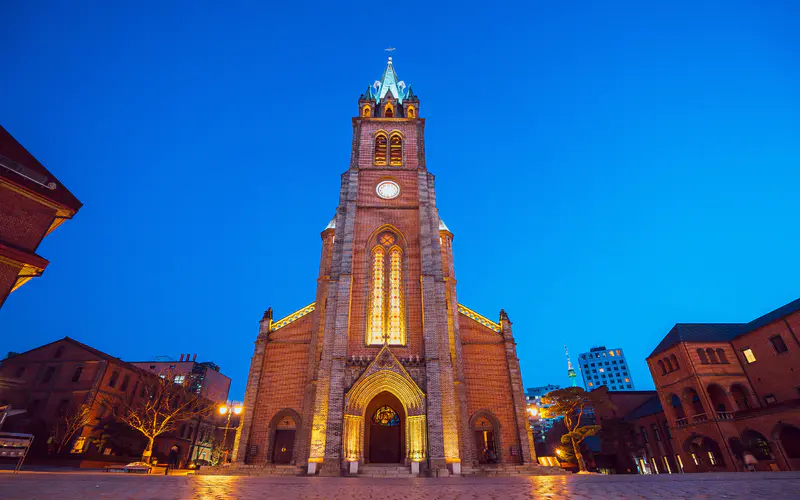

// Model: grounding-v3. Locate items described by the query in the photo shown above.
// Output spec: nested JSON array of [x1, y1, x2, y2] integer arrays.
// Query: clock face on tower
[[376, 180, 400, 200]]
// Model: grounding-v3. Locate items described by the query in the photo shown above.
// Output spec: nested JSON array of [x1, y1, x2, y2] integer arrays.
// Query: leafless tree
[[51, 403, 92, 454], [104, 371, 213, 463]]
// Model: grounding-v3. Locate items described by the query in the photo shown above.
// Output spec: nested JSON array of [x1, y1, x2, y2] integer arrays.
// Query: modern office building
[[578, 346, 635, 392]]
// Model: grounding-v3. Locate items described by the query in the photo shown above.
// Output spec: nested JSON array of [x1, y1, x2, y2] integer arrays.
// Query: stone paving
[[0, 471, 799, 499]]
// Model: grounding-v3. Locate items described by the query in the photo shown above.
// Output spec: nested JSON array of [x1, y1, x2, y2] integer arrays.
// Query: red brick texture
[[234, 84, 536, 475]]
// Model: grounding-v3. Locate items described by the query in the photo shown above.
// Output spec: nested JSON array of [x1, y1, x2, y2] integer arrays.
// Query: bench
[[0, 433, 34, 473]]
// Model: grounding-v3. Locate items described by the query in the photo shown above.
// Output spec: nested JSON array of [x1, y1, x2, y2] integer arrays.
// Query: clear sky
[[2, 1, 799, 399]]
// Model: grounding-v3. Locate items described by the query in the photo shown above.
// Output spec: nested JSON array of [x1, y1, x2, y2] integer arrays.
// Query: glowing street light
[[218, 403, 243, 463]]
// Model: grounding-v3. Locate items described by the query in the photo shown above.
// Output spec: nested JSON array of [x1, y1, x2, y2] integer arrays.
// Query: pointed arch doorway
[[365, 391, 405, 463]]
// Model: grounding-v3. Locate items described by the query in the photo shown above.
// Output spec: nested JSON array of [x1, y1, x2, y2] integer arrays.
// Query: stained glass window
[[368, 248, 385, 344], [373, 406, 400, 426], [388, 248, 404, 345]]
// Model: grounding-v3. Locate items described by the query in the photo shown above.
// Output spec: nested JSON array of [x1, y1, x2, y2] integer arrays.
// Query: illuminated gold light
[[368, 248, 385, 344], [374, 133, 388, 165], [457, 304, 501, 332], [389, 133, 402, 166], [388, 247, 405, 345], [271, 303, 316, 331]]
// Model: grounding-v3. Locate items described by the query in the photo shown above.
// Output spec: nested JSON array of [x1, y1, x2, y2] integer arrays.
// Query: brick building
[[0, 125, 82, 309], [0, 337, 218, 467], [131, 355, 231, 403], [233, 58, 543, 477], [648, 297, 800, 472]]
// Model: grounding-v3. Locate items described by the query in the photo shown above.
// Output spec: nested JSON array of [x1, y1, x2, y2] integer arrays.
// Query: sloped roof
[[0, 125, 82, 212], [624, 395, 664, 421], [438, 217, 450, 232], [365, 57, 410, 104], [650, 296, 800, 358], [649, 323, 744, 357]]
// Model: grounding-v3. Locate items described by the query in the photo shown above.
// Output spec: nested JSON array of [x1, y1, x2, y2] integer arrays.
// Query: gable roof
[[649, 296, 800, 358], [0, 125, 82, 212]]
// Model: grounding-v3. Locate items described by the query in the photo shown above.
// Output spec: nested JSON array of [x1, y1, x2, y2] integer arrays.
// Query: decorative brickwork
[[234, 59, 543, 476]]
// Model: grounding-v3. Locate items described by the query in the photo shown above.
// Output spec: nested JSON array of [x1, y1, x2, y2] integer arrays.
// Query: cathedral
[[232, 58, 538, 476]]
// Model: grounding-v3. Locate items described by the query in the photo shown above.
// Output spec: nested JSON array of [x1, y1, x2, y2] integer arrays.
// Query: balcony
[[716, 411, 734, 421], [691, 413, 708, 424], [675, 418, 688, 427]]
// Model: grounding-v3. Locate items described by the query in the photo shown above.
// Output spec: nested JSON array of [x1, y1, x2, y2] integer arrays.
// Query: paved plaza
[[1, 471, 799, 499]]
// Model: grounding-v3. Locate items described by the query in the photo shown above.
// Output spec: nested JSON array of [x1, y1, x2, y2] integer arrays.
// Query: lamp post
[[218, 403, 242, 463]]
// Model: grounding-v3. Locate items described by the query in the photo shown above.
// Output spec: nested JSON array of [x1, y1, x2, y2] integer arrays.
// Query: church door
[[369, 405, 401, 463], [272, 430, 295, 464]]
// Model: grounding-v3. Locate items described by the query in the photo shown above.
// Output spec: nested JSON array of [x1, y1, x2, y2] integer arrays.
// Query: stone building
[[233, 58, 542, 477], [0, 125, 82, 309], [647, 297, 800, 472]]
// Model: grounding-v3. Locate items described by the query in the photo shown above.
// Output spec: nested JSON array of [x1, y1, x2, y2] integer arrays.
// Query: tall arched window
[[670, 353, 680, 370], [384, 103, 394, 117], [362, 105, 371, 117], [368, 247, 386, 344], [407, 106, 416, 118], [706, 348, 718, 364], [716, 348, 728, 364], [697, 348, 709, 364], [658, 360, 666, 375], [367, 232, 406, 345], [389, 134, 402, 166], [374, 134, 387, 165], [664, 357, 674, 372]]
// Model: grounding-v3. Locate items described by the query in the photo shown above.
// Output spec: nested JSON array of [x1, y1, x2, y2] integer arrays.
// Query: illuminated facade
[[233, 58, 539, 476]]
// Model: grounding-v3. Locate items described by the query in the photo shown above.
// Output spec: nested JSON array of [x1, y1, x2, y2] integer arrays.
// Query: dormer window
[[362, 105, 371, 117], [384, 102, 394, 117], [407, 106, 416, 118]]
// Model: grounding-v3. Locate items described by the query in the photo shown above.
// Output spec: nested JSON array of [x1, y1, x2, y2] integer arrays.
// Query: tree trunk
[[142, 437, 154, 463], [572, 438, 587, 472]]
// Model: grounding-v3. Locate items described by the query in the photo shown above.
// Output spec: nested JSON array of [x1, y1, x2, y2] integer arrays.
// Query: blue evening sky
[[2, 1, 799, 398]]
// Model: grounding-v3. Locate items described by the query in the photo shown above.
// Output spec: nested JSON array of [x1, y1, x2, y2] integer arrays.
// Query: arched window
[[367, 231, 406, 346], [716, 348, 728, 364], [389, 134, 402, 166], [706, 348, 718, 364], [697, 348, 709, 364], [407, 106, 416, 118], [664, 357, 674, 372], [670, 353, 680, 370], [384, 103, 394, 117], [362, 105, 371, 117], [368, 247, 386, 345], [658, 360, 666, 375], [374, 134, 387, 165]]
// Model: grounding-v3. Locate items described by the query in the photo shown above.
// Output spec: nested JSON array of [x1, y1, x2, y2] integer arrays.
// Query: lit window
[[676, 454, 684, 471], [708, 451, 717, 465], [662, 456, 672, 474], [368, 247, 385, 344], [691, 453, 699, 465], [389, 133, 402, 166], [599, 368, 604, 373], [609, 351, 615, 357], [651, 457, 659, 474], [362, 105, 371, 117], [625, 378, 630, 383], [374, 134, 388, 165], [742, 348, 756, 364], [588, 382, 593, 387], [388, 247, 405, 344], [617, 350, 621, 355], [174, 375, 185, 384]]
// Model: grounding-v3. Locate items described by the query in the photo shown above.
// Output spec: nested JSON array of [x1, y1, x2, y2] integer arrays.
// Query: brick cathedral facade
[[233, 59, 539, 476]]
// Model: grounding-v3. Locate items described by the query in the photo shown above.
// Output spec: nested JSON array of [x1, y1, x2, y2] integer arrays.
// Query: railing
[[457, 304, 501, 332], [716, 411, 734, 421], [691, 413, 708, 423], [674, 418, 688, 427]]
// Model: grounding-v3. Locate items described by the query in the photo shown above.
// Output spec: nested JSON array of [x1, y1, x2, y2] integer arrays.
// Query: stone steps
[[357, 465, 414, 478]]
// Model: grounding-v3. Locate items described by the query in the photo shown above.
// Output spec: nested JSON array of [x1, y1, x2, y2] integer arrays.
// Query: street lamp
[[219, 403, 243, 463]]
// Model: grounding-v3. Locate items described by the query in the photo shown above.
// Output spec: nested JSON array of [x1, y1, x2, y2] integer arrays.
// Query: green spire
[[373, 57, 409, 104]]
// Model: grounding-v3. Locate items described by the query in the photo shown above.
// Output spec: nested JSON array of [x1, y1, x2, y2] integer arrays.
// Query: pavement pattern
[[1, 471, 799, 499]]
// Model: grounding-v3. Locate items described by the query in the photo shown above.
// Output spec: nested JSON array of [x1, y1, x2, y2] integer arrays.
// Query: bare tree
[[104, 371, 213, 463], [541, 387, 609, 473], [51, 403, 92, 454]]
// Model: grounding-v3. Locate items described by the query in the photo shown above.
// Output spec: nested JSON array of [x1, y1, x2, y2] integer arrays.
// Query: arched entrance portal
[[365, 391, 405, 463], [470, 410, 501, 464]]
